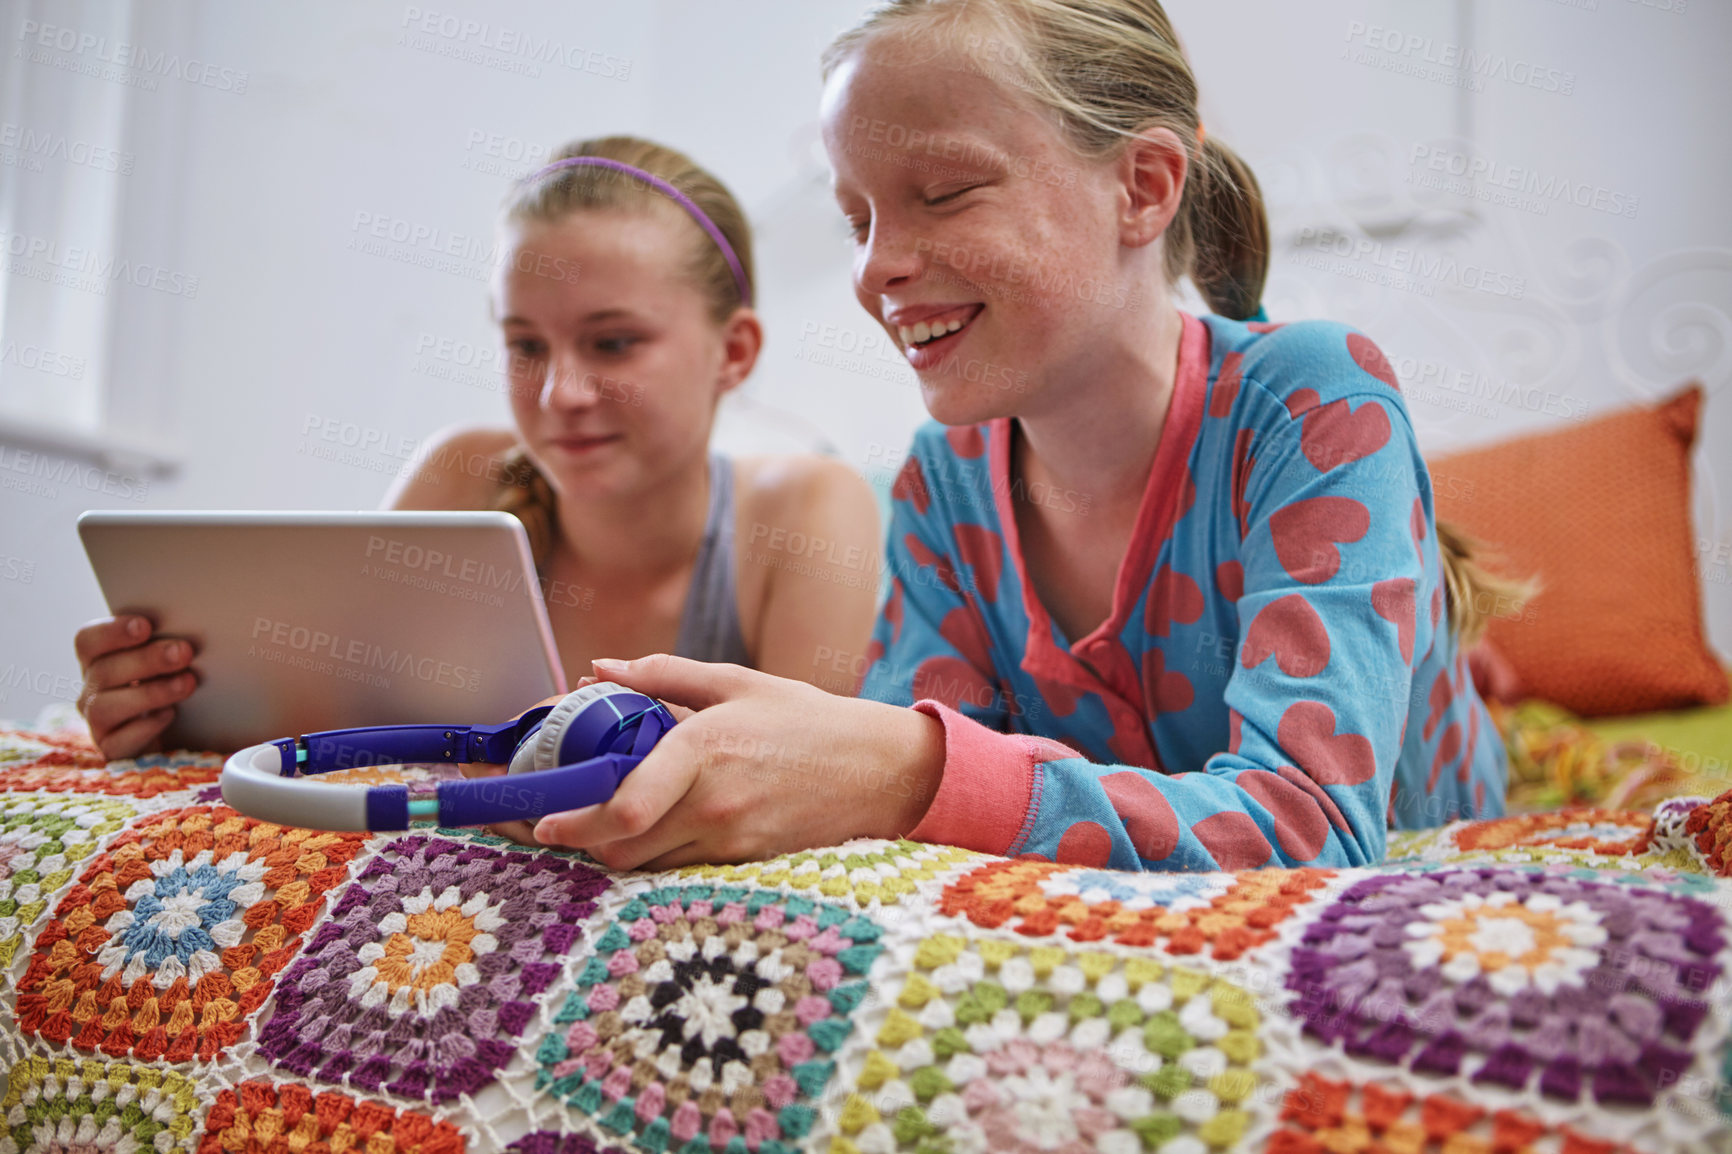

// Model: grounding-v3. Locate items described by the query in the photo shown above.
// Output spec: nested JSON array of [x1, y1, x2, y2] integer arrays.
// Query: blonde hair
[[824, 0, 1531, 649], [1435, 521, 1544, 651], [491, 136, 756, 571], [503, 135, 755, 322], [822, 0, 1266, 319]]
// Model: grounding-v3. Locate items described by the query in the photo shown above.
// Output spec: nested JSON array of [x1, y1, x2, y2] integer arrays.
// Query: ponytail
[[1186, 136, 1269, 321]]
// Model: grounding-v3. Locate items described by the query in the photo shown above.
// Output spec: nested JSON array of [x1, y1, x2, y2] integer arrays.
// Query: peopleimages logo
[[0, 664, 82, 706], [249, 616, 482, 692], [1291, 228, 1527, 300], [1342, 21, 1575, 95], [0, 339, 86, 379], [0, 122, 134, 174], [0, 231, 200, 298], [1407, 144, 1640, 220], [844, 117, 1078, 188], [16, 20, 249, 93], [460, 129, 555, 177], [0, 445, 150, 501], [363, 535, 596, 610], [398, 7, 632, 80]]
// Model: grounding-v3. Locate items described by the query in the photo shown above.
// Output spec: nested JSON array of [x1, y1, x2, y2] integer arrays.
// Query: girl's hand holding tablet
[[73, 614, 198, 759]]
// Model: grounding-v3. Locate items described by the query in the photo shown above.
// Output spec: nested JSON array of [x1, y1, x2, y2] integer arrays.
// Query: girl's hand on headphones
[[466, 677, 701, 848], [527, 654, 946, 870], [74, 615, 199, 760]]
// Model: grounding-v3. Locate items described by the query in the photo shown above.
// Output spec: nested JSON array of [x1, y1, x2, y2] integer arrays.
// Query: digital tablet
[[77, 510, 567, 754]]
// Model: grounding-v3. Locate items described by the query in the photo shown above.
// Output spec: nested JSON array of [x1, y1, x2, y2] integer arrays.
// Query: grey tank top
[[673, 453, 752, 666]]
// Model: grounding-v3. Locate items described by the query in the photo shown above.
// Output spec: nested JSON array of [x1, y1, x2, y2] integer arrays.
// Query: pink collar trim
[[990, 310, 1211, 691]]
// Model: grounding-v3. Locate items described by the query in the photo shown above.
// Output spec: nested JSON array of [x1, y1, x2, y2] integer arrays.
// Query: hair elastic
[[520, 156, 753, 307]]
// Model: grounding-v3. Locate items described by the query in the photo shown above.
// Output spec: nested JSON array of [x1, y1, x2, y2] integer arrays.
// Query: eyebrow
[[831, 133, 1011, 194]]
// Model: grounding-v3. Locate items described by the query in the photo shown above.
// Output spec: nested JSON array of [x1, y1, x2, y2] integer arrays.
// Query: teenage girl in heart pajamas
[[525, 0, 1516, 872]]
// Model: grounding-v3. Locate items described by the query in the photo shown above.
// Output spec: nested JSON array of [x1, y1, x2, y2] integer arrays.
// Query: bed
[[1, 714, 1730, 1154]]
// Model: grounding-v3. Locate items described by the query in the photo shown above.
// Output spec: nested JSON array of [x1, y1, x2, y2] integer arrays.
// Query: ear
[[1117, 127, 1189, 250], [714, 308, 764, 398]]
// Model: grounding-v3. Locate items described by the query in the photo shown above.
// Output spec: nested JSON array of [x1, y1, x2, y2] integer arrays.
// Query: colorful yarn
[[1494, 699, 1703, 813], [939, 859, 1331, 958], [537, 885, 883, 1154], [833, 934, 1266, 1153], [1383, 829, 1445, 862], [0, 722, 1727, 1151], [1, 1056, 201, 1154], [1383, 807, 1708, 874], [0, 792, 135, 967], [257, 833, 610, 1103], [1452, 809, 1653, 856], [505, 1134, 623, 1154], [1268, 1072, 1641, 1154], [1288, 868, 1723, 1107], [15, 804, 366, 1062], [199, 1081, 463, 1154], [1681, 787, 1732, 876], [673, 839, 980, 907], [0, 748, 220, 797], [0, 727, 108, 770]]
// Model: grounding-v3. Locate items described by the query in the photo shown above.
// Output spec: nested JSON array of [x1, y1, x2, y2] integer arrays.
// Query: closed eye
[[925, 184, 983, 207]]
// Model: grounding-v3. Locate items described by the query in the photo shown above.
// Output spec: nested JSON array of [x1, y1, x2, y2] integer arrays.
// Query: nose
[[540, 353, 602, 412], [856, 214, 923, 300]]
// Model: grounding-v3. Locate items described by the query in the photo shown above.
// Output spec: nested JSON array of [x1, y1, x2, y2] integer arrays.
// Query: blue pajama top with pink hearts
[[862, 311, 1508, 870]]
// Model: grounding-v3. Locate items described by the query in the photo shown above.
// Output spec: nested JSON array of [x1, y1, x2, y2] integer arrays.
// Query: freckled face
[[494, 208, 726, 498], [820, 30, 1132, 426]]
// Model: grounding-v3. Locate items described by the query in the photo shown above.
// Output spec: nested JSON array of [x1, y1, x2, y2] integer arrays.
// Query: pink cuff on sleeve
[[905, 700, 1038, 856]]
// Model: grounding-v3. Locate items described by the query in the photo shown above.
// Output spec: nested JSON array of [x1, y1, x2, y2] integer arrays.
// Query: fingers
[[590, 653, 758, 712], [82, 671, 198, 747], [75, 621, 195, 757], [636, 840, 724, 871], [484, 819, 540, 846], [532, 736, 703, 867], [93, 706, 176, 761], [74, 614, 152, 668], [81, 636, 195, 696]]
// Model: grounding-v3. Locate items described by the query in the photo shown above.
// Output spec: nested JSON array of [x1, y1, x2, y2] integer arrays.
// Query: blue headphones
[[220, 683, 675, 831]]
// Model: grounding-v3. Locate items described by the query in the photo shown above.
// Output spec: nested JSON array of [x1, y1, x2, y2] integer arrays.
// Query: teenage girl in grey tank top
[[467, 137, 881, 693], [71, 135, 880, 761]]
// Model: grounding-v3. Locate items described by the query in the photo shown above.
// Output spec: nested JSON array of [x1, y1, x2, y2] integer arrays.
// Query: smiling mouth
[[550, 434, 620, 451], [897, 306, 981, 350]]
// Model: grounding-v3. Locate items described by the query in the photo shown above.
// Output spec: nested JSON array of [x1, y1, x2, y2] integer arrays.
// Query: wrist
[[871, 701, 945, 838]]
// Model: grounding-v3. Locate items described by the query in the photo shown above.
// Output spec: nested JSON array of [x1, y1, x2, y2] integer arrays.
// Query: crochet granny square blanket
[[1, 724, 1730, 1154]]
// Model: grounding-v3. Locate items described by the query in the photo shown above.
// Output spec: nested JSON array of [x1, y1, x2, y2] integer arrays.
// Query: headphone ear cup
[[508, 684, 617, 775]]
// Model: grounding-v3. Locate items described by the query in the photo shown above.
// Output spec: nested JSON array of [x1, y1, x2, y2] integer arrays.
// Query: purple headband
[[519, 156, 753, 307]]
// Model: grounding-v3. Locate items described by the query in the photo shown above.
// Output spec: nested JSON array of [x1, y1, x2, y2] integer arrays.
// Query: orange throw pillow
[[1427, 383, 1728, 717]]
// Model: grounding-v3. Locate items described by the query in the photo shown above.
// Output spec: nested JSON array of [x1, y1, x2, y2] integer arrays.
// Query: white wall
[[2, 0, 1727, 724]]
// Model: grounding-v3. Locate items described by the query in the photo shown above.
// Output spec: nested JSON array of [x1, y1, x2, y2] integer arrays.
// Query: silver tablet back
[[78, 510, 566, 753]]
